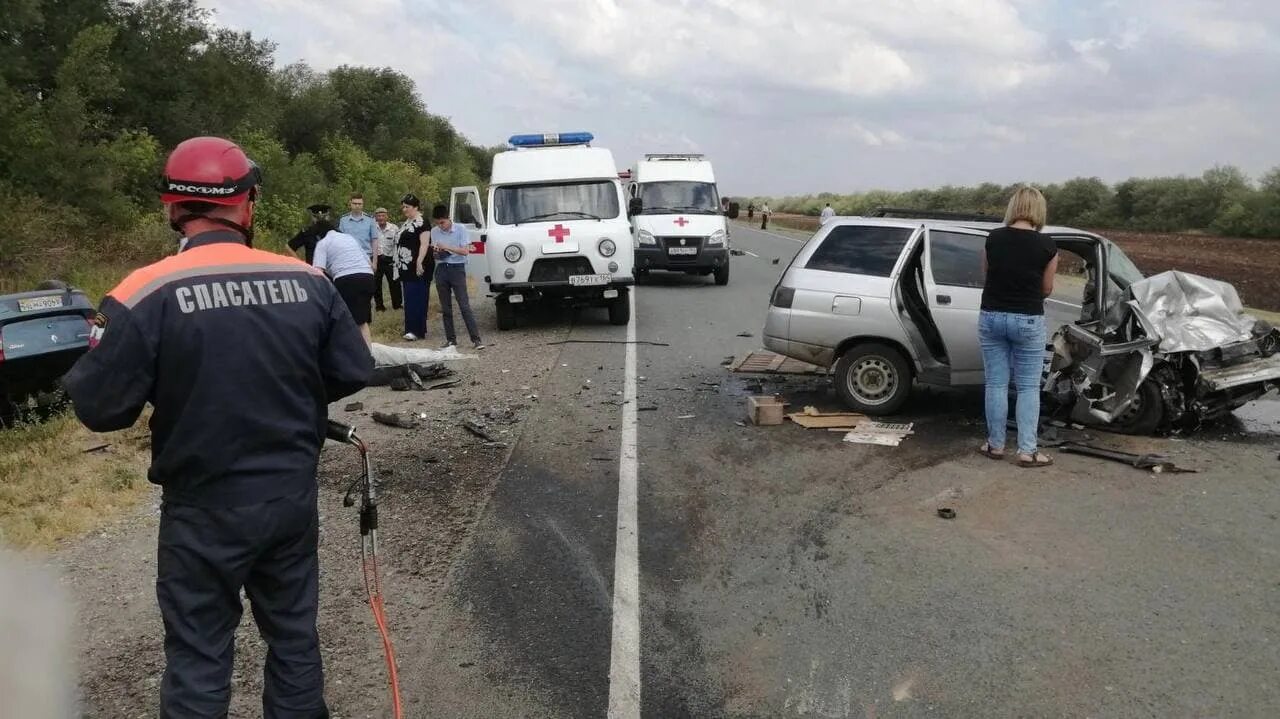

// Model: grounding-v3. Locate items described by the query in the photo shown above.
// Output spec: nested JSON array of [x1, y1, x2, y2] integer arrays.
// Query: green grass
[[0, 412, 151, 550]]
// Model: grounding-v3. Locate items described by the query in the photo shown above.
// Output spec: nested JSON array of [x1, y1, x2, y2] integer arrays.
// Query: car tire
[[834, 343, 912, 415], [713, 263, 730, 286], [1105, 378, 1165, 435], [608, 289, 631, 326], [495, 298, 517, 331]]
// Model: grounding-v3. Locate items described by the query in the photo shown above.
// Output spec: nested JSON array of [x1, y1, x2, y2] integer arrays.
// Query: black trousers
[[157, 488, 328, 719], [374, 256, 401, 310]]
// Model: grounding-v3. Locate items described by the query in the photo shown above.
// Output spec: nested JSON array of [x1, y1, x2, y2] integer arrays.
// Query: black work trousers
[[156, 487, 328, 719], [374, 256, 401, 310]]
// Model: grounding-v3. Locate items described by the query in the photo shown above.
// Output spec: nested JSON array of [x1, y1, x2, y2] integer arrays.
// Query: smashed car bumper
[[1046, 270, 1280, 432]]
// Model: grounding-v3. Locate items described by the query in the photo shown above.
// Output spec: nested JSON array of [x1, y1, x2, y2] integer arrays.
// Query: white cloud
[[196, 0, 1280, 194]]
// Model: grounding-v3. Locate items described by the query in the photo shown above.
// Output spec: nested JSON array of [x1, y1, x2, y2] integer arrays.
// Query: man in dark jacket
[[63, 137, 372, 719], [287, 203, 333, 263]]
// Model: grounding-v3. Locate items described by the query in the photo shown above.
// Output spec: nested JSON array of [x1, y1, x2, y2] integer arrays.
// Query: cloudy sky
[[200, 0, 1280, 196]]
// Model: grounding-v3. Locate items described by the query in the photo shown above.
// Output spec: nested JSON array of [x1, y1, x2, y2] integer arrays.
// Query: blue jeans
[[979, 310, 1046, 455]]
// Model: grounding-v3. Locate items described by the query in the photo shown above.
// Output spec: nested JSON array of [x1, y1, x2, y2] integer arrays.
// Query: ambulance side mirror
[[727, 202, 740, 220], [628, 198, 643, 217]]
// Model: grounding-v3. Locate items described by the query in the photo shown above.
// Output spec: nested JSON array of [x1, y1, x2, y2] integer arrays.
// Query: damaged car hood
[[1047, 269, 1280, 432], [1128, 271, 1260, 353]]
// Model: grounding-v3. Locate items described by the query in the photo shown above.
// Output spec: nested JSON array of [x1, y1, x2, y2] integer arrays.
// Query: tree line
[[752, 165, 1280, 238], [1, 0, 499, 289]]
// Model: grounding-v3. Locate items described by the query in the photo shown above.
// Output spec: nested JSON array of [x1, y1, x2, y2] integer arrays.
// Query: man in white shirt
[[372, 207, 400, 311], [760, 202, 771, 230], [313, 224, 376, 344], [819, 203, 836, 225]]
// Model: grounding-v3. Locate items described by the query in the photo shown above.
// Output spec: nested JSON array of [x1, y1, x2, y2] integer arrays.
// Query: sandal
[[977, 443, 1005, 460], [1017, 452, 1054, 468]]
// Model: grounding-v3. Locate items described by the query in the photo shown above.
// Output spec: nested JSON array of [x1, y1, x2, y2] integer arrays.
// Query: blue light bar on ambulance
[[508, 132, 594, 147]]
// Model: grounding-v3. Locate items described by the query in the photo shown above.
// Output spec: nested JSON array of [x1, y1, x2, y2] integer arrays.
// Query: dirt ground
[[766, 213, 1280, 311]]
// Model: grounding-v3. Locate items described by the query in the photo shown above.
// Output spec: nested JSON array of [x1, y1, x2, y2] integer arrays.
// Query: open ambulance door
[[449, 186, 487, 283]]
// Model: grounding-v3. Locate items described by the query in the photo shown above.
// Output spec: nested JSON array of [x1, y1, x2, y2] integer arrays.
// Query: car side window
[[929, 230, 985, 288], [805, 226, 912, 277]]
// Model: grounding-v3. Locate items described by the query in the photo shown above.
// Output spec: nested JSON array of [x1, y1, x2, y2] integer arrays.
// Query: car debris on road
[[842, 421, 914, 447], [1056, 441, 1197, 473]]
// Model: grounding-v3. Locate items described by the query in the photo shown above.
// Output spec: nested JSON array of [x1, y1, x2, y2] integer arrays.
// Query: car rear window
[[805, 225, 913, 277]]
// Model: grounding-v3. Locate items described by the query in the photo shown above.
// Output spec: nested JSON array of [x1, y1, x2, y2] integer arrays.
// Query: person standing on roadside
[[819, 202, 836, 225], [430, 204, 484, 350], [372, 207, 401, 312], [287, 203, 331, 264], [396, 194, 432, 341], [978, 185, 1058, 469], [338, 193, 378, 270], [313, 221, 377, 345], [62, 137, 371, 718], [747, 203, 755, 220], [760, 202, 771, 230]]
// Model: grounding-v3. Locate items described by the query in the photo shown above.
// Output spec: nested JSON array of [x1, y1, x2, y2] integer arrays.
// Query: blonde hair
[[1004, 185, 1047, 230]]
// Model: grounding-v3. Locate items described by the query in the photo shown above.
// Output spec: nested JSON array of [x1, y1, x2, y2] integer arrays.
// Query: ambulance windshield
[[495, 181, 620, 225], [638, 182, 720, 215]]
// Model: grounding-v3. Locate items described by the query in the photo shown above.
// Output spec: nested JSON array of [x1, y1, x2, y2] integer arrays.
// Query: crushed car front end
[[1045, 267, 1280, 433]]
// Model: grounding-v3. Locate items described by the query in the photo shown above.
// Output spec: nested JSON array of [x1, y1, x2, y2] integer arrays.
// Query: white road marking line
[[1047, 298, 1083, 310], [607, 286, 641, 719], [742, 249, 760, 258], [737, 224, 806, 243]]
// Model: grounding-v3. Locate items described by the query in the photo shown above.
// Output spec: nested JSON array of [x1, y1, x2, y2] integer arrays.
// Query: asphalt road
[[405, 222, 1280, 718]]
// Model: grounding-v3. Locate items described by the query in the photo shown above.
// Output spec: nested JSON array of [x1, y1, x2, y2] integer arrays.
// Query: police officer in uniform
[[63, 137, 372, 718], [288, 203, 333, 264]]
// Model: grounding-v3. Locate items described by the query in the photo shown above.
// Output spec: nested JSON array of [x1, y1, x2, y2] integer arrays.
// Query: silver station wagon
[[763, 212, 1280, 434]]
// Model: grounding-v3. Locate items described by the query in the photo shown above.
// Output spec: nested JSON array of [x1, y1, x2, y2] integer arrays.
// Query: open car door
[[449, 186, 486, 281], [922, 227, 988, 384]]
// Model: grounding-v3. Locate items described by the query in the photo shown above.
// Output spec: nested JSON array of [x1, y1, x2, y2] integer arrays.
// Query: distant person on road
[[747, 203, 755, 220], [978, 185, 1059, 468], [760, 202, 771, 230], [373, 207, 401, 312], [396, 194, 432, 341], [820, 203, 836, 225], [287, 203, 331, 264], [431, 204, 484, 350], [313, 221, 376, 345], [338, 193, 379, 269]]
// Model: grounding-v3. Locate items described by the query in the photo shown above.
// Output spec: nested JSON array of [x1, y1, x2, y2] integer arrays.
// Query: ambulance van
[[627, 154, 731, 285], [450, 132, 635, 330]]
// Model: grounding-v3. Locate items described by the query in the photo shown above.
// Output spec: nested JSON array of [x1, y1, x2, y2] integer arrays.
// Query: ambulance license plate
[[18, 296, 63, 312], [668, 247, 698, 255], [569, 274, 611, 287]]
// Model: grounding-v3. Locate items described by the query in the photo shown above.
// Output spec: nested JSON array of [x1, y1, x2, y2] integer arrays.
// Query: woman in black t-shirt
[[396, 194, 434, 340], [978, 186, 1059, 468]]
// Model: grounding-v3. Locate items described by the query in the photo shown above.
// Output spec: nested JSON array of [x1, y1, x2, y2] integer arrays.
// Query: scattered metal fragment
[[462, 420, 497, 443], [729, 248, 746, 256], [736, 332, 754, 338], [344, 402, 364, 412], [82, 444, 111, 454], [637, 406, 658, 412], [371, 412, 417, 429], [937, 508, 956, 520], [1057, 442, 1197, 473]]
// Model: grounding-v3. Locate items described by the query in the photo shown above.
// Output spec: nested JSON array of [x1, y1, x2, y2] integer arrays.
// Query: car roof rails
[[868, 207, 1002, 222], [643, 153, 706, 161]]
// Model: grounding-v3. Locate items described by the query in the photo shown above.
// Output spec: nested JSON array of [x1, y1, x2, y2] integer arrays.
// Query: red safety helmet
[[160, 137, 261, 206]]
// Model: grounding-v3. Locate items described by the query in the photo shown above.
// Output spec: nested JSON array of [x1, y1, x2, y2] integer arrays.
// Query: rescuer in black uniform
[[63, 137, 372, 718]]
